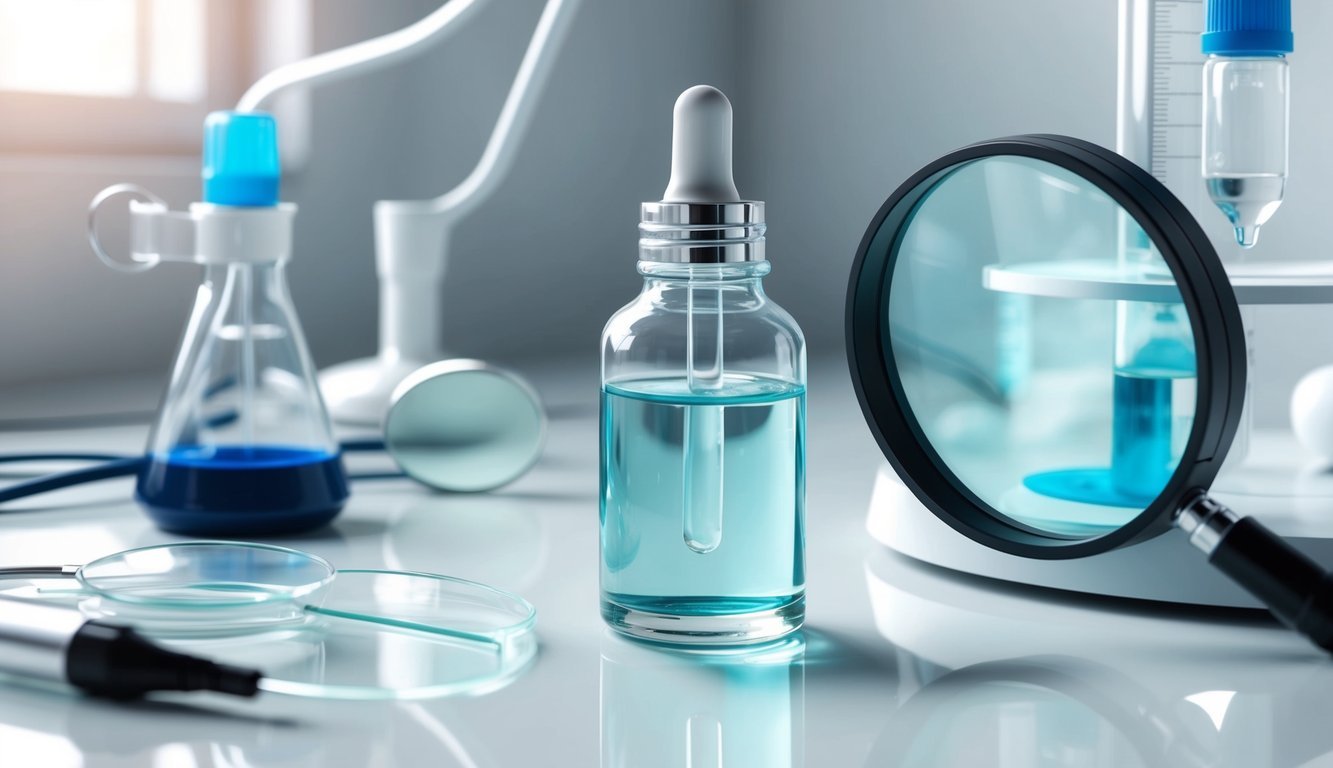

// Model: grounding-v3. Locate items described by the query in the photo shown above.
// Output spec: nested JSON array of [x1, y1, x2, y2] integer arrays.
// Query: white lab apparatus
[[231, 0, 580, 425]]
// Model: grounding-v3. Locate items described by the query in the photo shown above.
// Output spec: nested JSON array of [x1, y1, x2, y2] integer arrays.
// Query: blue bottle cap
[[202, 111, 280, 207], [1202, 0, 1292, 56]]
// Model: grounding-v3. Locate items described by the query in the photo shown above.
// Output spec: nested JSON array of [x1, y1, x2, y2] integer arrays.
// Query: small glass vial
[[600, 86, 806, 646], [1200, 0, 1291, 248]]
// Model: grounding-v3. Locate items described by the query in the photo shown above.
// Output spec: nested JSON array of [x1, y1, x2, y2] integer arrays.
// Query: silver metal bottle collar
[[638, 201, 766, 264]]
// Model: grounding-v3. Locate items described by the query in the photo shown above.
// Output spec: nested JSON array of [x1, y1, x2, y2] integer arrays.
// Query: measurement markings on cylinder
[[1148, 0, 1206, 222]]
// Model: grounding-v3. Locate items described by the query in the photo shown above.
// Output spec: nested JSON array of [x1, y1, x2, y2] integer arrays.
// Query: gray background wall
[[0, 0, 1328, 426]]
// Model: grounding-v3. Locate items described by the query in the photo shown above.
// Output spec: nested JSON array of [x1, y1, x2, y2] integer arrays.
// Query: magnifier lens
[[77, 541, 335, 608], [883, 156, 1196, 540]]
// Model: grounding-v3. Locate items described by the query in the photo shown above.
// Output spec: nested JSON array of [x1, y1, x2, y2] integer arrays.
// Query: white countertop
[[0, 359, 1329, 767]]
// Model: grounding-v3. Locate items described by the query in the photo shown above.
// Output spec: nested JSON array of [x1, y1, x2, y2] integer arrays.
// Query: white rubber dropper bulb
[[662, 85, 741, 203]]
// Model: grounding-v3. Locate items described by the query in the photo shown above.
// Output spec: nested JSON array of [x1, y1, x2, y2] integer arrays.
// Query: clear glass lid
[[76, 541, 335, 608]]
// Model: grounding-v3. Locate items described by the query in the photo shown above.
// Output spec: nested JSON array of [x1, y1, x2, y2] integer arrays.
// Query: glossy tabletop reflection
[[0, 359, 1329, 767]]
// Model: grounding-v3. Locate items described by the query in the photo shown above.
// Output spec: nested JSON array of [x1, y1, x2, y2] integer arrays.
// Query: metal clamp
[[1175, 492, 1240, 555], [87, 184, 168, 274]]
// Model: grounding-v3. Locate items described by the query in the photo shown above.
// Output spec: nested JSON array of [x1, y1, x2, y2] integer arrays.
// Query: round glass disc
[[385, 360, 546, 493]]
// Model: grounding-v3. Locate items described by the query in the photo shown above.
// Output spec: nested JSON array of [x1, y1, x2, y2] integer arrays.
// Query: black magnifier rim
[[846, 134, 1246, 560]]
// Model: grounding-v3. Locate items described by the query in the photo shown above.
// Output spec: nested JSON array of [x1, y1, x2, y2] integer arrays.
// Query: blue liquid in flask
[[600, 374, 805, 643], [137, 446, 349, 536]]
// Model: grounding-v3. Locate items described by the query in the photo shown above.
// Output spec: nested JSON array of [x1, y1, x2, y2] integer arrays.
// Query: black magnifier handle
[[1178, 494, 1333, 653]]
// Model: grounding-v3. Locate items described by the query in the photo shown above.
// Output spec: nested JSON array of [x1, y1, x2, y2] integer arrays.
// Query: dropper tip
[[1235, 226, 1260, 249]]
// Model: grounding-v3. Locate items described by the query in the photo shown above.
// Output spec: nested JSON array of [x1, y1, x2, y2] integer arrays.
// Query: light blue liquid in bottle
[[601, 375, 806, 633]]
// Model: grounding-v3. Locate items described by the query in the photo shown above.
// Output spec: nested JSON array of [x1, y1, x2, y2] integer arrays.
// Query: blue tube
[[0, 442, 404, 516], [0, 457, 146, 504]]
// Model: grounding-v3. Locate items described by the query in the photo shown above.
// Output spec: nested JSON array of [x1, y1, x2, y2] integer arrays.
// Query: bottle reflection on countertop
[[600, 632, 805, 768]]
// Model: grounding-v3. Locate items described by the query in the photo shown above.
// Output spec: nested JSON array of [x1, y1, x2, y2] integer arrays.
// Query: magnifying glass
[[847, 135, 1333, 653]]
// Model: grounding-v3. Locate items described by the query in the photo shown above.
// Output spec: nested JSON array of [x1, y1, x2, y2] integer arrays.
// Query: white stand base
[[319, 355, 428, 426], [869, 428, 1333, 609]]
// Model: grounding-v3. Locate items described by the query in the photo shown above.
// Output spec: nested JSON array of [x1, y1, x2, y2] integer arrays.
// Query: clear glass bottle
[[600, 200, 807, 645], [1200, 0, 1291, 248]]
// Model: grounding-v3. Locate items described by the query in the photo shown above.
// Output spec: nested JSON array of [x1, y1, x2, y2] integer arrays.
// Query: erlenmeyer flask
[[133, 112, 349, 535]]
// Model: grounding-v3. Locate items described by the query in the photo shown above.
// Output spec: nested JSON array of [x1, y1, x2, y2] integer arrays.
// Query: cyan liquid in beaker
[[600, 374, 805, 644], [137, 446, 348, 536], [1111, 365, 1195, 500]]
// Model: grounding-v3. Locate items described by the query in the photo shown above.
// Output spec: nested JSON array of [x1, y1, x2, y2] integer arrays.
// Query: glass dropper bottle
[[599, 86, 807, 647]]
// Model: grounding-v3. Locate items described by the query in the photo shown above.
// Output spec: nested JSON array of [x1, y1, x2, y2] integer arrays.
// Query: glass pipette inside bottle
[[684, 283, 725, 553], [666, 89, 742, 556]]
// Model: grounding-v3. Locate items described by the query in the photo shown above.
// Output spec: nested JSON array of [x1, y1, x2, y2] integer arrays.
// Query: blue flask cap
[[202, 111, 281, 207], [1202, 0, 1292, 56]]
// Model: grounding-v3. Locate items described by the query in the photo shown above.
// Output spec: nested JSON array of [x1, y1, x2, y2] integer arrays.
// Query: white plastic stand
[[870, 430, 1333, 609], [317, 210, 451, 424], [322, 0, 577, 424], [237, 0, 580, 425]]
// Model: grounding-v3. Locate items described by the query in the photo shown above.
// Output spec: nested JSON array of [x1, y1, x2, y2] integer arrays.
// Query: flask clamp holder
[[88, 183, 295, 273]]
